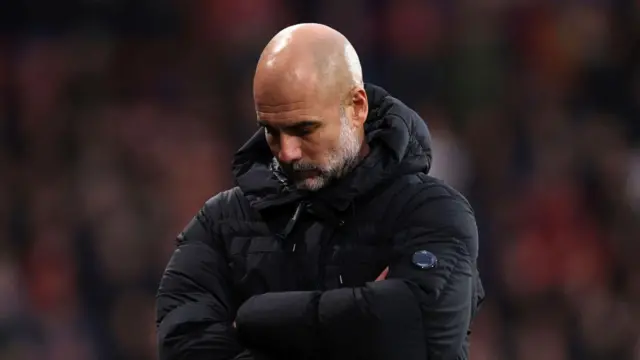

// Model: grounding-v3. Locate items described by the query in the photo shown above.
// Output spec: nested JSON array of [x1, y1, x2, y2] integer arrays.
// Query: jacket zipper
[[317, 218, 345, 289], [279, 201, 307, 290]]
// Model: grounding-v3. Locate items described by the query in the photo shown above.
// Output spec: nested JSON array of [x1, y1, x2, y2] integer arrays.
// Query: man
[[156, 23, 484, 360]]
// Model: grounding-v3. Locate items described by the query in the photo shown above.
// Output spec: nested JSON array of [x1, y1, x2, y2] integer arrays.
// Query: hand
[[375, 267, 389, 281]]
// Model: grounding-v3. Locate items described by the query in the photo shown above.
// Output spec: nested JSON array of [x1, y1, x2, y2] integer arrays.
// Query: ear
[[350, 87, 368, 127]]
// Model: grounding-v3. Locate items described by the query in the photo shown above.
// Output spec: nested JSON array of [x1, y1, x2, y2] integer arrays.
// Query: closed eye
[[285, 121, 320, 137], [257, 120, 320, 137]]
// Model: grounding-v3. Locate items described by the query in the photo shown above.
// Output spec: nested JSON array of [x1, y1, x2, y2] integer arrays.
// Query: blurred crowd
[[0, 0, 639, 359]]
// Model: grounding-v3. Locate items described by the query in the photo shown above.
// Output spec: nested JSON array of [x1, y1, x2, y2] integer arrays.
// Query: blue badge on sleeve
[[412, 250, 438, 269]]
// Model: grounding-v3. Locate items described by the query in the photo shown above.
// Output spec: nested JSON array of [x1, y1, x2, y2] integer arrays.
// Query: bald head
[[253, 24, 369, 192], [254, 23, 363, 102]]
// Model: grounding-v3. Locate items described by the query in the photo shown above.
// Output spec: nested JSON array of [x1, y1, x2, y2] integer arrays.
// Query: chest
[[225, 205, 394, 302]]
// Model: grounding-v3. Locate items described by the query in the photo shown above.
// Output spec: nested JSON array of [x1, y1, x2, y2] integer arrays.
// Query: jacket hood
[[232, 83, 432, 211]]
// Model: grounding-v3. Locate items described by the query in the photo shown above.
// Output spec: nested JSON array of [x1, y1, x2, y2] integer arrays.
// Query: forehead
[[255, 86, 338, 125], [254, 76, 317, 105], [256, 104, 321, 126]]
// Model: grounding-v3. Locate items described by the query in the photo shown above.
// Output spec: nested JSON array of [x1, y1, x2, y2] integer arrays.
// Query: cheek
[[299, 142, 322, 162], [302, 132, 340, 161]]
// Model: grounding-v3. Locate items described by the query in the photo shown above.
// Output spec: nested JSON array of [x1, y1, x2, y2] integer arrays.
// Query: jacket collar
[[232, 83, 432, 211]]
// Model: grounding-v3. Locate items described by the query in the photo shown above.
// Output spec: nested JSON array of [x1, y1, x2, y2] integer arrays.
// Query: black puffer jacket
[[156, 84, 484, 360]]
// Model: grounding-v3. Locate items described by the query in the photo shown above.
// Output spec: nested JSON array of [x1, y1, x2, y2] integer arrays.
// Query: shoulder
[[381, 173, 473, 214], [201, 186, 255, 223], [414, 175, 473, 213], [390, 174, 478, 255]]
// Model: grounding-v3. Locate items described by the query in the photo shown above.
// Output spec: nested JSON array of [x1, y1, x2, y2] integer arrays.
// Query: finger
[[375, 267, 389, 281]]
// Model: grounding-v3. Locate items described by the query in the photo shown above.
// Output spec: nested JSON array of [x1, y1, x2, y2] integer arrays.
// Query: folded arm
[[156, 201, 253, 360], [235, 195, 480, 359]]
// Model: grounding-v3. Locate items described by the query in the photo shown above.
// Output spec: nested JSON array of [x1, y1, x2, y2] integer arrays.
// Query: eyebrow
[[257, 120, 321, 131]]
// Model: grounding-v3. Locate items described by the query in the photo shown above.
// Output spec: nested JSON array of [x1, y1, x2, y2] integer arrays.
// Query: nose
[[277, 135, 302, 163]]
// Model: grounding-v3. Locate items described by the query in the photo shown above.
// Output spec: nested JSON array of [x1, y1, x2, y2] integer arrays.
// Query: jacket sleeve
[[234, 195, 480, 360], [156, 199, 255, 360]]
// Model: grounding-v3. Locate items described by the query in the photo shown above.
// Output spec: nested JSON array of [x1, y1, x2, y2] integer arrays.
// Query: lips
[[294, 169, 321, 179]]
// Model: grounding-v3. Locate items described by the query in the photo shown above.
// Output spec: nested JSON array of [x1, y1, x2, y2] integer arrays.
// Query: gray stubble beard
[[294, 107, 362, 191]]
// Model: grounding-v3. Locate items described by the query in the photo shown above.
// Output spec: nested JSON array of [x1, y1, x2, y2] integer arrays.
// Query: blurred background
[[0, 0, 639, 359]]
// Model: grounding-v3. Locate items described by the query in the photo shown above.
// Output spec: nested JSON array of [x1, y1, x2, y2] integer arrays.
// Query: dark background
[[0, 0, 639, 359]]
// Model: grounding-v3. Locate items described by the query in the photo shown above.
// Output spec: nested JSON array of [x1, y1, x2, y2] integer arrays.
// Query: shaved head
[[253, 24, 369, 191], [254, 23, 363, 103]]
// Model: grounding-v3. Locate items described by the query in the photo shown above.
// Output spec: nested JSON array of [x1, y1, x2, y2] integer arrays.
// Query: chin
[[296, 176, 327, 192]]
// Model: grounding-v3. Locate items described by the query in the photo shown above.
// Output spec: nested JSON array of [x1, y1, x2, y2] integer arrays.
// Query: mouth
[[293, 169, 321, 179]]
